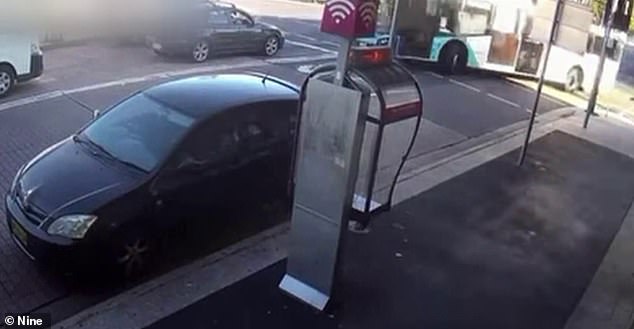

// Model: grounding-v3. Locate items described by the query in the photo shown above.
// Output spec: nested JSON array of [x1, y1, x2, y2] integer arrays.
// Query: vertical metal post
[[517, 0, 564, 167], [360, 123, 384, 228], [583, 0, 618, 129], [335, 40, 353, 86], [388, 0, 400, 49]]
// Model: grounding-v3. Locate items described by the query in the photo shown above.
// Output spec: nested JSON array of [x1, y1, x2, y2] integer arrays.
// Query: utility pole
[[583, 0, 619, 128], [518, 0, 565, 166]]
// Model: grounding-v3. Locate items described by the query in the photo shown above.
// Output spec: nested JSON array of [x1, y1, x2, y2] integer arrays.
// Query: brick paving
[[0, 98, 91, 313]]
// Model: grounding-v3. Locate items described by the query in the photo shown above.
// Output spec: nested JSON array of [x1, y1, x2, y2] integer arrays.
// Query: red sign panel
[[320, 0, 378, 39]]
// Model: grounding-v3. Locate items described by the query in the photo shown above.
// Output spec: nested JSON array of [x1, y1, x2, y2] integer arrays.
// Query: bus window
[[587, 34, 625, 61], [457, 1, 493, 34]]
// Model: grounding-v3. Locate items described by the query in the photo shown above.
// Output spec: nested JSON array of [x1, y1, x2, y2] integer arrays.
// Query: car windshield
[[81, 93, 195, 172]]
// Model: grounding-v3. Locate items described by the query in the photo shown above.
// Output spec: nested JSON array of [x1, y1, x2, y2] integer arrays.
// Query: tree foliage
[[592, 0, 634, 30]]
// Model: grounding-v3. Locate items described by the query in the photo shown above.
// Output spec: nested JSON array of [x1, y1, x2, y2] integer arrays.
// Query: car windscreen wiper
[[112, 157, 148, 173], [73, 134, 101, 156], [73, 134, 146, 173]]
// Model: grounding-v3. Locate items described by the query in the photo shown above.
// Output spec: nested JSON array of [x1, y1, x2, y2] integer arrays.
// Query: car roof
[[143, 74, 299, 119]]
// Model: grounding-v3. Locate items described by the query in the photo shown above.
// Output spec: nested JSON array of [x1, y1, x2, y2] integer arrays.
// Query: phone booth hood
[[308, 52, 423, 224]]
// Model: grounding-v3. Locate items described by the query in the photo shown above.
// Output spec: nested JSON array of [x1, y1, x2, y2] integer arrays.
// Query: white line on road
[[427, 71, 445, 79], [267, 53, 335, 64], [487, 93, 520, 108], [291, 18, 320, 27], [0, 55, 336, 113], [286, 40, 337, 54], [525, 108, 533, 113], [293, 34, 317, 42], [448, 78, 481, 93], [540, 92, 567, 106], [321, 40, 340, 47]]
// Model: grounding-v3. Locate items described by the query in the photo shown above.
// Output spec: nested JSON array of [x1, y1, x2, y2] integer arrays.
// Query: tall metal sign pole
[[518, 0, 565, 166], [583, 0, 619, 128]]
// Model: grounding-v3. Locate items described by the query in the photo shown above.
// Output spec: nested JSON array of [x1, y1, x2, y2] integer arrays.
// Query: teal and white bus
[[358, 0, 632, 92]]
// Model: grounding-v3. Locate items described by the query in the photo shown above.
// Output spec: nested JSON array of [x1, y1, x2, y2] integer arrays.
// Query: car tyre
[[440, 43, 468, 75], [111, 227, 157, 281], [564, 67, 583, 92], [192, 40, 211, 63], [0, 65, 15, 98], [263, 35, 281, 57]]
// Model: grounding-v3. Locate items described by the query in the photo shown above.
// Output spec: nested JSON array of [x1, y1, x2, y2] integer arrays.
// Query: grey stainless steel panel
[[282, 78, 369, 310]]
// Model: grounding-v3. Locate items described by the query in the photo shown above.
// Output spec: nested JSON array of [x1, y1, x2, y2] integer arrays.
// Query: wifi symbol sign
[[359, 2, 377, 27], [321, 0, 378, 37], [326, 0, 356, 24]]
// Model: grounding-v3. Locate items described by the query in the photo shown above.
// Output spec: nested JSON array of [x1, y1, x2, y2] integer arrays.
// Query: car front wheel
[[111, 228, 157, 280], [0, 65, 15, 98], [192, 40, 211, 63], [263, 35, 281, 57]]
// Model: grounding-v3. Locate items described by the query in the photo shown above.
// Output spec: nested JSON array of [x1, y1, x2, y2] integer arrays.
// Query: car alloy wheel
[[116, 237, 151, 279], [264, 36, 280, 56], [192, 41, 210, 62], [0, 70, 13, 97]]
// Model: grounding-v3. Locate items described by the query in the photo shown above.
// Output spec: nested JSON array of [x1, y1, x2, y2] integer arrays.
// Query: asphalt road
[[0, 3, 569, 323]]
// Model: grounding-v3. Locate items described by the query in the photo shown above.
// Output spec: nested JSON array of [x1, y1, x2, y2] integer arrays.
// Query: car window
[[82, 93, 195, 172], [208, 10, 230, 25], [235, 100, 297, 152], [176, 113, 240, 169], [230, 10, 253, 26]]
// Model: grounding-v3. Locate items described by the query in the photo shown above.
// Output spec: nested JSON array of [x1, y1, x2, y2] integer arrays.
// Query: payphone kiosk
[[279, 46, 423, 310]]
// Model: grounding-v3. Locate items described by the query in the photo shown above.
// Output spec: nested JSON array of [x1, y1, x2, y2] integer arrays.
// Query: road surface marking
[[321, 40, 340, 47], [297, 64, 316, 74], [291, 18, 320, 27], [267, 53, 335, 64], [293, 34, 317, 42], [487, 93, 521, 108], [0, 55, 336, 113], [427, 71, 445, 79], [37, 77, 57, 83], [286, 40, 336, 54], [504, 78, 568, 106], [525, 108, 533, 113], [540, 92, 567, 106], [448, 78, 481, 93]]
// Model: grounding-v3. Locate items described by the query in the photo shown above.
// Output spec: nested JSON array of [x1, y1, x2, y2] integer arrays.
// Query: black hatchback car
[[5, 73, 299, 277], [147, 3, 285, 62]]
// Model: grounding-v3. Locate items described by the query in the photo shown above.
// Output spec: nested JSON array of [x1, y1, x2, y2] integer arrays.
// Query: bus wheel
[[440, 43, 468, 75], [564, 67, 583, 92]]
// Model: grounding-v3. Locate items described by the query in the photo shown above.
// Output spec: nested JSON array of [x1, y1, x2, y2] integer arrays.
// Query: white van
[[0, 34, 43, 97]]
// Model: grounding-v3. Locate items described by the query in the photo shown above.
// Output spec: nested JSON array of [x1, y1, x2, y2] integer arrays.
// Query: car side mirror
[[93, 109, 101, 119]]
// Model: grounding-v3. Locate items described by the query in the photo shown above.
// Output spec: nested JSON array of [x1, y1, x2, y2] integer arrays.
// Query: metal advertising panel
[[280, 79, 369, 310]]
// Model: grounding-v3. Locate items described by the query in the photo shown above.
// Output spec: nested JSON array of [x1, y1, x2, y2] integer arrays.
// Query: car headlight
[[47, 215, 98, 239]]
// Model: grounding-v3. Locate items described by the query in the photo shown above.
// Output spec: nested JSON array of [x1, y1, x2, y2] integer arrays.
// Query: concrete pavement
[[49, 109, 634, 329]]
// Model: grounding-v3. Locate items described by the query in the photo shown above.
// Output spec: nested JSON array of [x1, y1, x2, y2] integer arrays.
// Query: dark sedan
[[147, 3, 285, 62], [5, 73, 299, 277]]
